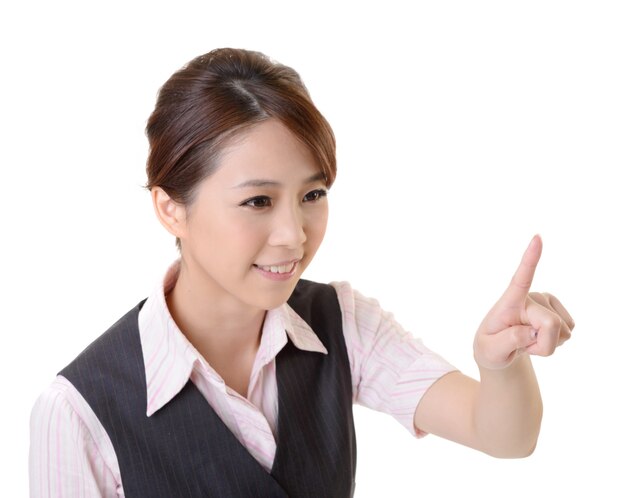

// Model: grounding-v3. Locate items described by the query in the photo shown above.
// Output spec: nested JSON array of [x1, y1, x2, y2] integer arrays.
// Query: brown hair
[[145, 49, 336, 247]]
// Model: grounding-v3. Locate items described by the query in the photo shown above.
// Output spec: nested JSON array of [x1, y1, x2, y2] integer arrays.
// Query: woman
[[29, 48, 573, 497]]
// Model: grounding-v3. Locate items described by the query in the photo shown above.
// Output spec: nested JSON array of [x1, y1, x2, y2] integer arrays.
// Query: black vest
[[60, 280, 357, 497]]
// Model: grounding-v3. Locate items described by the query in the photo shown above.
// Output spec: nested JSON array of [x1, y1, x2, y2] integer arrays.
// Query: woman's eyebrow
[[232, 172, 325, 189]]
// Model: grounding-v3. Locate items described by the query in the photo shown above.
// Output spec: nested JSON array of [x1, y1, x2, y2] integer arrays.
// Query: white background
[[2, 1, 625, 496]]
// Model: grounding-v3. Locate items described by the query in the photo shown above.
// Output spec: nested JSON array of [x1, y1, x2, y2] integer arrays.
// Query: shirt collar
[[138, 260, 328, 416]]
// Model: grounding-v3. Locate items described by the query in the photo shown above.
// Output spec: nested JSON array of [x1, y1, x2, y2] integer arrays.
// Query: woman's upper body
[[30, 262, 456, 497], [29, 47, 574, 497]]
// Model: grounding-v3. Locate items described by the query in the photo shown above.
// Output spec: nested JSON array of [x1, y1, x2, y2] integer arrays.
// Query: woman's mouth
[[253, 260, 300, 280]]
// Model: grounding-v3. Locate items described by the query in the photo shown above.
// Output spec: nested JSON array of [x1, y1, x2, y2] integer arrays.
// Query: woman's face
[[177, 119, 329, 312]]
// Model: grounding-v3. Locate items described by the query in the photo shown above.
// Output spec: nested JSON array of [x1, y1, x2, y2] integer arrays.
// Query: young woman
[[29, 48, 573, 497]]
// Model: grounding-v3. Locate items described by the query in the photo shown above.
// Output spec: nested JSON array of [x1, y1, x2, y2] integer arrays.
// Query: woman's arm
[[414, 236, 573, 458], [414, 358, 542, 458]]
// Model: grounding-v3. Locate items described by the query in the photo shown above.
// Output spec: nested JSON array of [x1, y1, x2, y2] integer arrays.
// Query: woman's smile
[[253, 260, 300, 280]]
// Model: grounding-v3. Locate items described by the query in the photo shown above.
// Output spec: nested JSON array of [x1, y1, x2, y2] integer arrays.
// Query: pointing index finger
[[503, 235, 543, 304]]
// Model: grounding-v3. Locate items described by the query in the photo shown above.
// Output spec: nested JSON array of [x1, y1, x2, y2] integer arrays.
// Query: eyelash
[[303, 189, 328, 203], [240, 189, 328, 209]]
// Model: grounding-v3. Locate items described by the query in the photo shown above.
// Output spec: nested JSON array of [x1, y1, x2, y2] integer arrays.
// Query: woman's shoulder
[[295, 279, 358, 300], [30, 375, 122, 493], [60, 299, 147, 372], [32, 376, 77, 413], [291, 279, 386, 320], [30, 376, 98, 437], [291, 279, 377, 317]]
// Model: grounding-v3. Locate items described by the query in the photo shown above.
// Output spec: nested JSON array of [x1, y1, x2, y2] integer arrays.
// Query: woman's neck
[[165, 260, 266, 366]]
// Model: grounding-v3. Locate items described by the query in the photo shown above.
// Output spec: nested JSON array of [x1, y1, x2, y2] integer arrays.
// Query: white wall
[[2, 1, 624, 496]]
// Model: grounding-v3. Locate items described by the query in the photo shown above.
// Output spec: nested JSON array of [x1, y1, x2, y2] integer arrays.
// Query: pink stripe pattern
[[29, 262, 456, 496]]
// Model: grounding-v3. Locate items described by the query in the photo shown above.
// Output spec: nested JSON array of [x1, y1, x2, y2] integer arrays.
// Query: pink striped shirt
[[29, 262, 456, 497]]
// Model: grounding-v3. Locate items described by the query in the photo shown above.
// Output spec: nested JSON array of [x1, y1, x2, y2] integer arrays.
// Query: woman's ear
[[151, 187, 187, 239]]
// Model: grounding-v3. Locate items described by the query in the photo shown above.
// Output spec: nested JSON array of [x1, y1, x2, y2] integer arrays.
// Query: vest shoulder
[[59, 299, 146, 376], [289, 279, 338, 306], [292, 278, 335, 295]]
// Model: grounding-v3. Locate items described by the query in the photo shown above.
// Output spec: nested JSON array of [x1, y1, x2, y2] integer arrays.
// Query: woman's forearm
[[473, 353, 543, 458]]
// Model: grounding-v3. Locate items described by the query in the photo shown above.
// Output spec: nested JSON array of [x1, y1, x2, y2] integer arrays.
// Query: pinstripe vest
[[60, 280, 357, 497]]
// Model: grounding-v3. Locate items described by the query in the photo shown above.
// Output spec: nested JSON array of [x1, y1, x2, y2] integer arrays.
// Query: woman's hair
[[145, 48, 336, 247]]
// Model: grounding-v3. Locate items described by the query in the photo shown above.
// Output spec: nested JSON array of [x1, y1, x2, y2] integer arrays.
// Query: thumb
[[475, 324, 539, 369]]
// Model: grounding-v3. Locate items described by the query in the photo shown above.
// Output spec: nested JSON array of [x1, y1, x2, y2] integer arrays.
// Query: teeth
[[258, 262, 295, 273]]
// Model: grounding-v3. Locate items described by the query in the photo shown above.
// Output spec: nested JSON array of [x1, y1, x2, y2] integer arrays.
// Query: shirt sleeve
[[331, 281, 457, 438], [29, 376, 123, 498]]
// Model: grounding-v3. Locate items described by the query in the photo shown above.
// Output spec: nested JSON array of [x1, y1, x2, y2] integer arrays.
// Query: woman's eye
[[303, 189, 328, 202], [241, 196, 272, 208]]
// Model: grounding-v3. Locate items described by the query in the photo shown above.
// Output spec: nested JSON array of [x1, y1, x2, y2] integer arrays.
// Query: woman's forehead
[[209, 120, 321, 186]]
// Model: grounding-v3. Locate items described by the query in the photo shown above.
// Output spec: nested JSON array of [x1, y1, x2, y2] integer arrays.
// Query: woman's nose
[[268, 204, 307, 248]]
